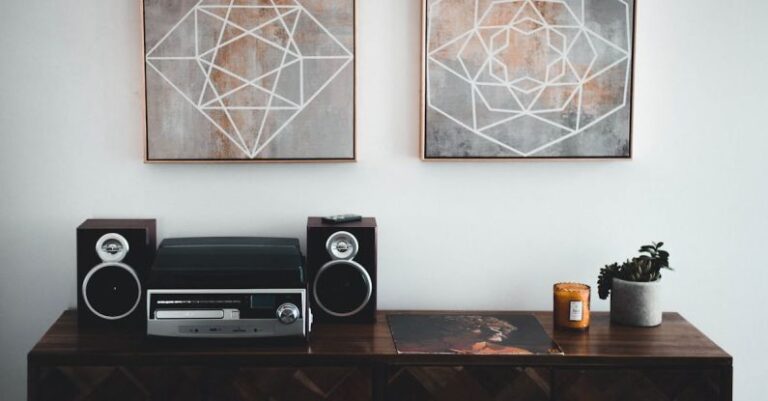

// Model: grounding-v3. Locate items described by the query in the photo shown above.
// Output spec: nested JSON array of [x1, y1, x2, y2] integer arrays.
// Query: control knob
[[276, 303, 300, 324]]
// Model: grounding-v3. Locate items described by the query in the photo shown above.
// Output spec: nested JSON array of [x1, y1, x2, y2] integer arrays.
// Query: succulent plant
[[597, 242, 672, 300]]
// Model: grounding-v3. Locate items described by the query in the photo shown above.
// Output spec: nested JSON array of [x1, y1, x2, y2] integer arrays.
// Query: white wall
[[1, 0, 767, 399]]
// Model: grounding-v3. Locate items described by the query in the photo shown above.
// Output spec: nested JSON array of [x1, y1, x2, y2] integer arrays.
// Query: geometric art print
[[422, 0, 634, 159], [143, 0, 355, 161]]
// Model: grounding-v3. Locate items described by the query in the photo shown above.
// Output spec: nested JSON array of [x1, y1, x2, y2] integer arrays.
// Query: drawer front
[[206, 366, 372, 401], [33, 366, 372, 401], [554, 368, 723, 401], [387, 366, 551, 401]]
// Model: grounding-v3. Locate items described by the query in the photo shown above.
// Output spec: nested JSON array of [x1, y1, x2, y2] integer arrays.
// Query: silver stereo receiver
[[146, 237, 312, 339]]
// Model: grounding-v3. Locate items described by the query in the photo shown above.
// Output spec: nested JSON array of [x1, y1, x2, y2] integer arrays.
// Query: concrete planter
[[610, 278, 663, 327]]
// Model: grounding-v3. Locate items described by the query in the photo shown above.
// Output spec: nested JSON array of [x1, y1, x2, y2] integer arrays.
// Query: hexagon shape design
[[144, 1, 356, 161], [424, 0, 634, 158]]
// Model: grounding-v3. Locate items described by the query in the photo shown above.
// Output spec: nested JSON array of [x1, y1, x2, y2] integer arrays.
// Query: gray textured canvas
[[144, 0, 355, 161], [424, 0, 634, 159]]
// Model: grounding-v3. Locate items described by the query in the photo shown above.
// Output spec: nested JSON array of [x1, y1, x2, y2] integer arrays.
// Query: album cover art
[[387, 314, 563, 355]]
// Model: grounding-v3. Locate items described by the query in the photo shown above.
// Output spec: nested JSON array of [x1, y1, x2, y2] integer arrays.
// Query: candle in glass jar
[[553, 283, 591, 330]]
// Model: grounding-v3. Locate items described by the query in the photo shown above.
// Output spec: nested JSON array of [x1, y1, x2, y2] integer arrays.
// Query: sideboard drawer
[[387, 366, 551, 401], [553, 368, 724, 401], [33, 366, 372, 401]]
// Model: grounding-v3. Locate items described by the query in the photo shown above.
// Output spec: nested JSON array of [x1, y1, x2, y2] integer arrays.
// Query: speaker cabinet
[[77, 219, 156, 328], [307, 217, 377, 323]]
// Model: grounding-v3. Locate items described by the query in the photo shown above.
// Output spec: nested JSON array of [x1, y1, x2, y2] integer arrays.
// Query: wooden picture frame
[[420, 0, 637, 161], [141, 0, 358, 163]]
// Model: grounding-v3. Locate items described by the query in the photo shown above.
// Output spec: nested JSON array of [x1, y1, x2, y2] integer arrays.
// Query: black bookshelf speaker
[[76, 219, 156, 328], [307, 217, 377, 323]]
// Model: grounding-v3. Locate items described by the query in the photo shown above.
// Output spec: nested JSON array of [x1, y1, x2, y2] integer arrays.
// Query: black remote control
[[322, 214, 363, 224]]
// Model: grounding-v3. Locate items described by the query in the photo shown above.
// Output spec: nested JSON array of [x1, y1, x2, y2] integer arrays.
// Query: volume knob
[[276, 303, 300, 324]]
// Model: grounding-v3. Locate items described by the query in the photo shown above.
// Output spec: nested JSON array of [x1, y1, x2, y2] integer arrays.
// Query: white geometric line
[[195, 57, 249, 152], [474, 85, 521, 114], [509, 24, 546, 36], [198, 59, 302, 109], [203, 106, 300, 111], [530, 84, 580, 113], [527, 111, 577, 133], [198, 58, 301, 106], [474, 55, 492, 82], [271, 3, 298, 48], [510, 1, 529, 25], [584, 27, 629, 54], [575, 86, 583, 129], [146, 60, 249, 156], [253, 0, 296, 155], [198, 57, 303, 107], [459, 29, 476, 58], [146, 0, 204, 57], [198, 0, 250, 155], [585, 56, 628, 83], [427, 1, 439, 54], [620, 0, 631, 51], [582, 31, 598, 81], [288, 8, 303, 56], [524, 100, 626, 156], [558, 0, 582, 25], [505, 85, 525, 111], [293, 0, 353, 57], [196, 8, 300, 58], [300, 59, 305, 105], [252, 58, 353, 157], [471, 86, 478, 129], [199, 5, 298, 9], [430, 103, 526, 156], [477, 113, 525, 132], [526, 0, 551, 26], [621, 0, 632, 107], [428, 31, 472, 57], [195, 9, 300, 57], [429, 57, 474, 85], [195, 9, 199, 57], [476, 0, 494, 27], [200, 0, 234, 104]]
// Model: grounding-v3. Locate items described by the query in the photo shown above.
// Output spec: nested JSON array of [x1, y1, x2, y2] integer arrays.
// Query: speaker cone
[[82, 262, 141, 320], [313, 260, 372, 317]]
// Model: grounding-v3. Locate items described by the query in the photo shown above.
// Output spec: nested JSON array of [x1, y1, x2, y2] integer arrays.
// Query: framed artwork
[[142, 0, 356, 162], [421, 0, 635, 160]]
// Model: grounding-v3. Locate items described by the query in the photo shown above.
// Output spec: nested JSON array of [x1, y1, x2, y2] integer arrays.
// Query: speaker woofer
[[313, 260, 372, 317], [81, 262, 142, 320]]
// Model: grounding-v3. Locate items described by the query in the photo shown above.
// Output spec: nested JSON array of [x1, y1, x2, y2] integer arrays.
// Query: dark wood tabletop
[[28, 310, 731, 368]]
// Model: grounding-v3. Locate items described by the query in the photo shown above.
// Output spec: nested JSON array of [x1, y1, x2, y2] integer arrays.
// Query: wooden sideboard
[[28, 311, 731, 401]]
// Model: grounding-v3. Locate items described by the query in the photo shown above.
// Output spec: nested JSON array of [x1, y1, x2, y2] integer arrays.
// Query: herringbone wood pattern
[[36, 366, 371, 401], [387, 366, 551, 401], [554, 368, 722, 401], [34, 366, 723, 401]]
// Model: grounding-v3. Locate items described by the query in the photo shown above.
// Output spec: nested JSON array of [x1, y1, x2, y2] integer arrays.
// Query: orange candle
[[553, 283, 591, 331]]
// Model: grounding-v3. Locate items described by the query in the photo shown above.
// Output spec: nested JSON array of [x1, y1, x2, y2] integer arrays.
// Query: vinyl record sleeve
[[388, 313, 563, 355]]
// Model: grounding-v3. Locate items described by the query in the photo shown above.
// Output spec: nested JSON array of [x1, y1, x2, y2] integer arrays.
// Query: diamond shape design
[[146, 1, 353, 159], [428, 0, 631, 156]]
